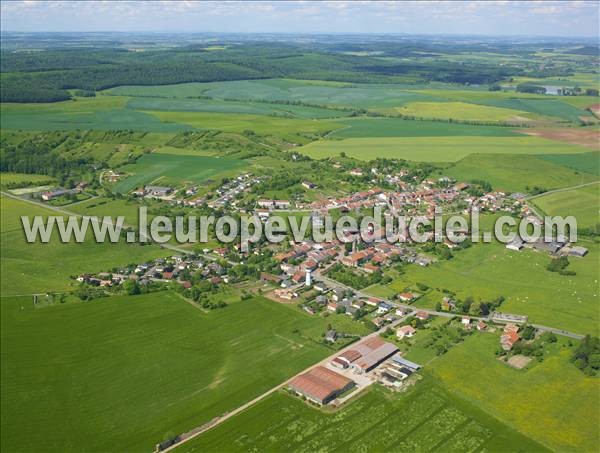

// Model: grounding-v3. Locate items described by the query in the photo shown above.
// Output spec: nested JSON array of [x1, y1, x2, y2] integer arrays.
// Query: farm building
[[568, 246, 588, 257], [506, 237, 524, 251], [491, 312, 528, 324], [288, 366, 354, 405], [351, 338, 398, 374]]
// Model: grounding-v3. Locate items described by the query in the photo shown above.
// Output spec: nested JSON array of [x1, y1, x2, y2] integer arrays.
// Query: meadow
[[531, 183, 600, 229], [298, 135, 591, 162], [408, 88, 597, 123], [330, 117, 518, 138], [0, 97, 193, 133], [538, 151, 600, 176], [109, 79, 442, 108], [127, 97, 351, 119], [366, 241, 600, 335], [0, 172, 55, 186], [0, 196, 168, 296], [113, 152, 246, 193], [395, 101, 538, 122], [145, 110, 339, 143], [0, 292, 349, 452], [438, 153, 599, 192], [177, 377, 545, 453], [429, 333, 600, 452]]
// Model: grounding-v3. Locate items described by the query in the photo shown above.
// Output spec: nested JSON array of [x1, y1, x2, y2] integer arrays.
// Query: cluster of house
[[506, 237, 588, 258], [40, 182, 87, 201], [76, 254, 228, 289], [208, 173, 264, 209]]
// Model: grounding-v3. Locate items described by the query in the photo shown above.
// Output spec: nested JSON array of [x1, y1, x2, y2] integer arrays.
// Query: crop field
[[146, 110, 339, 142], [0, 172, 54, 186], [367, 241, 600, 335], [127, 97, 351, 119], [298, 135, 591, 162], [538, 151, 600, 176], [407, 89, 597, 122], [109, 79, 442, 108], [329, 117, 518, 138], [438, 153, 599, 192], [429, 333, 600, 452], [477, 98, 594, 123], [531, 183, 600, 229], [0, 196, 168, 296], [177, 378, 545, 453], [396, 101, 536, 122], [113, 152, 246, 193], [0, 97, 193, 132], [0, 292, 347, 452]]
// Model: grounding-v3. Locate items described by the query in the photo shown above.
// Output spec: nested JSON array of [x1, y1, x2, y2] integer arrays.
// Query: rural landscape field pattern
[[0, 29, 599, 453]]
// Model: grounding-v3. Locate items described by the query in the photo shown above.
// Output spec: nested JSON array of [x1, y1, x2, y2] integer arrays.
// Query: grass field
[[478, 98, 594, 123], [113, 153, 246, 193], [0, 97, 192, 133], [127, 97, 351, 119], [299, 136, 591, 162], [0, 196, 168, 296], [108, 79, 442, 108], [177, 377, 546, 453], [396, 101, 536, 122], [0, 292, 350, 452], [146, 110, 339, 142], [439, 153, 599, 192], [366, 241, 600, 335], [0, 172, 54, 186], [408, 88, 597, 122], [538, 151, 600, 176], [429, 333, 600, 452], [330, 117, 518, 138], [531, 183, 600, 229]]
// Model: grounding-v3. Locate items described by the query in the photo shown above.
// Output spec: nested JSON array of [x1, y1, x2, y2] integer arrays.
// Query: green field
[[146, 110, 338, 142], [366, 241, 600, 335], [409, 88, 597, 123], [538, 151, 600, 176], [396, 101, 536, 122], [439, 153, 599, 192], [0, 292, 350, 452], [299, 136, 591, 162], [0, 172, 54, 186], [429, 333, 600, 452], [477, 98, 593, 123], [0, 196, 167, 296], [177, 378, 545, 453], [531, 183, 600, 229], [109, 79, 442, 108], [330, 117, 518, 138], [0, 97, 193, 133], [114, 153, 246, 193], [127, 97, 351, 119]]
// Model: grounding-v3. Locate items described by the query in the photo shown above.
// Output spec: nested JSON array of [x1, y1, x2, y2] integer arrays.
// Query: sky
[[1, 0, 599, 38]]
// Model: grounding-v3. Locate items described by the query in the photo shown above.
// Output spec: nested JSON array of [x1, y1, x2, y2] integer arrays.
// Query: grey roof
[[391, 354, 421, 370]]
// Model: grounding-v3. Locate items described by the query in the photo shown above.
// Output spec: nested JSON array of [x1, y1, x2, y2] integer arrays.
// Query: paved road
[[314, 270, 585, 339], [526, 181, 600, 201]]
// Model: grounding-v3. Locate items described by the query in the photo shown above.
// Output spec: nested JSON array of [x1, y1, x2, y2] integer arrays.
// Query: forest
[[2, 38, 586, 103]]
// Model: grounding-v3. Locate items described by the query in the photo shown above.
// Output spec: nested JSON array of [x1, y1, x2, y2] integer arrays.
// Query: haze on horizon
[[1, 0, 599, 39]]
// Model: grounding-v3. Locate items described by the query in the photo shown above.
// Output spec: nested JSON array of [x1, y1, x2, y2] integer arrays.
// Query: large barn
[[288, 366, 354, 405]]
